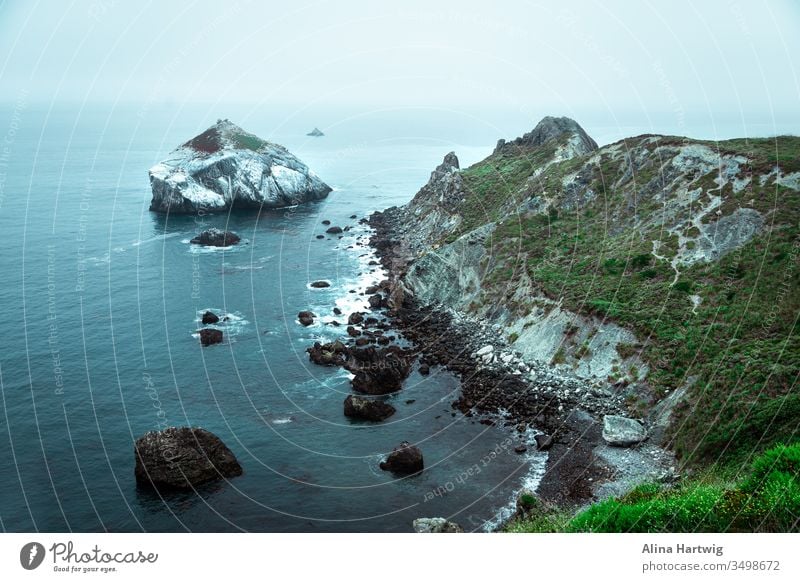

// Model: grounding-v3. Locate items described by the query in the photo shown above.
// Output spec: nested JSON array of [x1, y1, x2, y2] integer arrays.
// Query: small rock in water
[[201, 311, 220, 324], [380, 441, 424, 475], [198, 328, 223, 346], [190, 228, 240, 247], [343, 394, 396, 421], [326, 226, 343, 234], [134, 427, 242, 490], [298, 311, 315, 326], [309, 280, 330, 288]]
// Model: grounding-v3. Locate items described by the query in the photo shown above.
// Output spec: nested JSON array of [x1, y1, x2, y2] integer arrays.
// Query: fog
[[1, 0, 798, 138]]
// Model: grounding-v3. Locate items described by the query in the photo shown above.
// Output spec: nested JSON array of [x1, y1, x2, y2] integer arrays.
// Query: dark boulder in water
[[307, 340, 348, 366], [190, 228, 241, 247], [298, 311, 315, 326], [134, 427, 242, 490], [307, 127, 324, 137], [326, 226, 343, 234], [202, 311, 220, 324], [343, 395, 396, 421], [345, 345, 412, 395], [198, 328, 223, 346], [380, 440, 423, 474], [309, 280, 331, 288]]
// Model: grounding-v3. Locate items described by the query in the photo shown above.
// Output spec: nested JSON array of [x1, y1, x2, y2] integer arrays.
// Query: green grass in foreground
[[506, 443, 800, 532]]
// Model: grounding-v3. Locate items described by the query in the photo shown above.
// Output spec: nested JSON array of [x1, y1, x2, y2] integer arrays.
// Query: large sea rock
[[134, 426, 243, 489], [149, 119, 331, 213]]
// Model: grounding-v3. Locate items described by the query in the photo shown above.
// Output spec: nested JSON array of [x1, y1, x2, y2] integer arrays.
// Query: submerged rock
[[309, 280, 331, 288], [602, 415, 647, 447], [190, 228, 240, 247], [198, 328, 223, 346], [134, 427, 242, 489], [380, 441, 423, 474], [149, 119, 331, 213], [343, 394, 396, 421], [412, 517, 463, 533]]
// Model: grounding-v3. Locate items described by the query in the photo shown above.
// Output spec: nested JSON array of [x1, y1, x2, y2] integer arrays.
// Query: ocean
[[1, 102, 794, 532]]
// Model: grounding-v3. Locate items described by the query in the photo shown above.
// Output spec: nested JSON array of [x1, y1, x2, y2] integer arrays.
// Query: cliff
[[377, 116, 800, 464], [149, 119, 331, 213]]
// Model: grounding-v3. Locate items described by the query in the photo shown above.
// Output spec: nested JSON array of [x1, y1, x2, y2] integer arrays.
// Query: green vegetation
[[506, 443, 800, 532], [232, 132, 268, 152], [458, 135, 800, 464]]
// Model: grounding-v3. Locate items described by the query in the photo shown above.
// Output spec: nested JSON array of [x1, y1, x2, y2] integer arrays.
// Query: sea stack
[[149, 119, 331, 213]]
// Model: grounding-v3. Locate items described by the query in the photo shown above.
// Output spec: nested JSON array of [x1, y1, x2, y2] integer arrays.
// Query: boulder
[[198, 328, 223, 346], [325, 226, 343, 234], [201, 311, 220, 324], [134, 427, 242, 490], [345, 346, 412, 395], [348, 312, 364, 325], [412, 517, 463, 533], [190, 228, 240, 247], [602, 415, 647, 447], [343, 395, 396, 421], [307, 127, 324, 137], [368, 294, 383, 309], [534, 433, 554, 451], [149, 119, 330, 213], [298, 311, 315, 326], [309, 280, 330, 288], [307, 341, 349, 366], [380, 441, 423, 474]]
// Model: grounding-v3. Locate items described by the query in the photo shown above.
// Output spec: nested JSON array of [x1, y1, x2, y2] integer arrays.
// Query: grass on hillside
[[506, 442, 800, 532], [459, 135, 800, 463]]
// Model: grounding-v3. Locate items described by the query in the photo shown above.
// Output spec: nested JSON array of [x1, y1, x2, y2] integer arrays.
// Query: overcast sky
[[1, 0, 798, 131]]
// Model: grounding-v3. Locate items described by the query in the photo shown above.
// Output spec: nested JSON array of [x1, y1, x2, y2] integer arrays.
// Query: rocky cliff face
[[377, 116, 800, 463], [149, 119, 331, 213]]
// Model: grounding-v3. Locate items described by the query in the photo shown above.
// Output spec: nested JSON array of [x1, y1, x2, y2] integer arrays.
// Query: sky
[[0, 0, 798, 136]]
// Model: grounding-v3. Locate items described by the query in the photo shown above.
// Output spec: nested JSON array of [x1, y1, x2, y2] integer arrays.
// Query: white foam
[[132, 232, 184, 247], [480, 426, 549, 532]]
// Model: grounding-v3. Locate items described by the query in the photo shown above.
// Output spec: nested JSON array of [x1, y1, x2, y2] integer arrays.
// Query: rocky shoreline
[[365, 206, 674, 516]]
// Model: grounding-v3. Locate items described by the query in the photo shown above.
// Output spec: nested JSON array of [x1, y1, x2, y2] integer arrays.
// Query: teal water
[[2, 103, 793, 532], [0, 104, 548, 532]]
